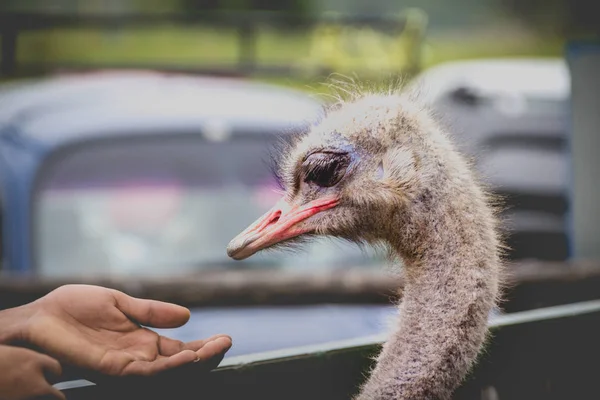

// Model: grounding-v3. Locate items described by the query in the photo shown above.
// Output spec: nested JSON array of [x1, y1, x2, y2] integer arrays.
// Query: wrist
[[0, 301, 38, 344]]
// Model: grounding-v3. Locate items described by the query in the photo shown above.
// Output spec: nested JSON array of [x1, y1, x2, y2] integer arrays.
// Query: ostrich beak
[[227, 196, 339, 260]]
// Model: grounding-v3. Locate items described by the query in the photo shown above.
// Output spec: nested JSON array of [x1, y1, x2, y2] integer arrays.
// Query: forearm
[[0, 302, 36, 344]]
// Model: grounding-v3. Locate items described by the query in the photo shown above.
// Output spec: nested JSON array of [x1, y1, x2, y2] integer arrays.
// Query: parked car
[[0, 71, 387, 278], [0, 71, 395, 358], [408, 58, 570, 260]]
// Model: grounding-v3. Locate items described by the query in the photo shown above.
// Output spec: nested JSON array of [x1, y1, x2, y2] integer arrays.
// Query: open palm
[[23, 285, 232, 377]]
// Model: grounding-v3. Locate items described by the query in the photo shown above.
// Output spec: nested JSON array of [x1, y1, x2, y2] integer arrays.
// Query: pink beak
[[227, 196, 339, 260]]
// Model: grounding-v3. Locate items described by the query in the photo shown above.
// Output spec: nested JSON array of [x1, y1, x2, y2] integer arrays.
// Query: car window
[[33, 135, 386, 278]]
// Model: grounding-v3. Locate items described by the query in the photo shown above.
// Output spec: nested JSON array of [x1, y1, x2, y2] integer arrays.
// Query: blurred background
[[1, 0, 596, 82], [0, 0, 598, 361]]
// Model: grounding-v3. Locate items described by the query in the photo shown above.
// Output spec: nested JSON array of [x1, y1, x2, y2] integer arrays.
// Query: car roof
[[410, 58, 570, 103], [0, 71, 324, 146]]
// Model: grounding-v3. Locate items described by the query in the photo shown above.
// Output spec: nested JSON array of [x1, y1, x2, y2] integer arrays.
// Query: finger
[[159, 334, 232, 356], [113, 290, 191, 328], [193, 336, 232, 363], [122, 350, 199, 376], [193, 352, 225, 373], [45, 385, 67, 400], [182, 334, 233, 353], [158, 336, 185, 356], [29, 377, 66, 400], [121, 337, 232, 377], [38, 354, 63, 384], [186, 337, 232, 373]]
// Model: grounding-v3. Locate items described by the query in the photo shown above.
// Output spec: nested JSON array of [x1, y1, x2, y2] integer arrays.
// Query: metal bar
[[0, 26, 18, 77], [2, 260, 600, 311], [207, 299, 600, 368], [237, 21, 257, 72], [566, 41, 600, 259]]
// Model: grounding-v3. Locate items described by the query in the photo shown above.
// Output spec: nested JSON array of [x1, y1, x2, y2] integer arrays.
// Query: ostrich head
[[227, 92, 442, 261]]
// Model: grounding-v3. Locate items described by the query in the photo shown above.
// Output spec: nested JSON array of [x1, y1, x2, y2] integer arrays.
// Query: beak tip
[[226, 244, 239, 259], [227, 251, 250, 261], [226, 239, 249, 260]]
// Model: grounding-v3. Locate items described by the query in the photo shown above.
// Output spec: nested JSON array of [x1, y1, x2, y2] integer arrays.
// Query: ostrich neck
[[356, 193, 501, 400]]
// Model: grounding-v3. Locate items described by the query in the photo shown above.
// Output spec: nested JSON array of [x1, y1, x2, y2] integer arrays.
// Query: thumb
[[113, 290, 191, 328]]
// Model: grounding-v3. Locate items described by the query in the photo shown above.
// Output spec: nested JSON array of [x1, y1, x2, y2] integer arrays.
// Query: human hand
[[0, 344, 64, 400], [15, 285, 232, 378]]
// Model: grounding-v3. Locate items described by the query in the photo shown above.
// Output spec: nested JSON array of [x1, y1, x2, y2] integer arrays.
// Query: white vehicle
[[409, 58, 570, 260]]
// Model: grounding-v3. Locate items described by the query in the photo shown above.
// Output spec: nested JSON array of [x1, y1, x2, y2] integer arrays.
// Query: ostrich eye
[[302, 152, 351, 188]]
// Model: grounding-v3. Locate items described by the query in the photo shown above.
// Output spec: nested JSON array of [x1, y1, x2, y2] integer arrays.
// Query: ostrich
[[226, 85, 503, 400]]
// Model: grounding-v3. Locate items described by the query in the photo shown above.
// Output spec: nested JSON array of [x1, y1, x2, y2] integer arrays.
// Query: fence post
[[1, 25, 18, 77], [567, 42, 600, 260], [237, 20, 256, 74]]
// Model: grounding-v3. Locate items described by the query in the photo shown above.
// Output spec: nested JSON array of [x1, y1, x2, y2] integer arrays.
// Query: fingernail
[[217, 337, 232, 349]]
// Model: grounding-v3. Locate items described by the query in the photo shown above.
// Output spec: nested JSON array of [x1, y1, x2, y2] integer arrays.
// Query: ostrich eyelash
[[303, 155, 340, 173], [302, 152, 351, 188]]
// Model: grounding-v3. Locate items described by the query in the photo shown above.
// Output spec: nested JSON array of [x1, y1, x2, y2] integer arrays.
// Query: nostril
[[256, 209, 283, 232], [269, 211, 281, 224]]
